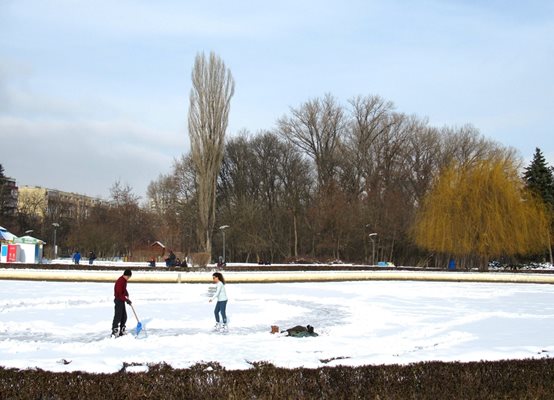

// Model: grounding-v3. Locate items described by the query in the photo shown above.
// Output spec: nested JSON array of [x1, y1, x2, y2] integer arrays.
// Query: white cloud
[[2, 0, 553, 198], [0, 116, 182, 199]]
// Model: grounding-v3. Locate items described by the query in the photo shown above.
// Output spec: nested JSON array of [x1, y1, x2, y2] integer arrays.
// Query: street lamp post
[[369, 233, 377, 266], [52, 223, 60, 259], [219, 225, 230, 264]]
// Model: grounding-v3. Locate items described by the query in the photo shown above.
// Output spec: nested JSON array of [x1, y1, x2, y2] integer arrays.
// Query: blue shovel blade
[[136, 321, 143, 335]]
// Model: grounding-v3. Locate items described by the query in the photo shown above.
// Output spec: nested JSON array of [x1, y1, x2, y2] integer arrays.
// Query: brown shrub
[[189, 252, 211, 267], [2, 359, 554, 399]]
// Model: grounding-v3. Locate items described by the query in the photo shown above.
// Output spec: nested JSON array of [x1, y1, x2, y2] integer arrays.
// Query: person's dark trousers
[[112, 299, 127, 330]]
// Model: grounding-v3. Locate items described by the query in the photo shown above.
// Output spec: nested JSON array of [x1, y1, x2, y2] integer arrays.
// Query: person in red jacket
[[111, 269, 132, 337]]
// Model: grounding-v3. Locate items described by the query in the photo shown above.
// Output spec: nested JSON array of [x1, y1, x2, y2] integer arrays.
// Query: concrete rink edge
[[1, 268, 554, 284]]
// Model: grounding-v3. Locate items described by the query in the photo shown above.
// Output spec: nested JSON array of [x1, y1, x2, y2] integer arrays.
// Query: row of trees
[[3, 52, 553, 268], [147, 121, 553, 267], [1, 177, 156, 259], [3, 142, 553, 267]]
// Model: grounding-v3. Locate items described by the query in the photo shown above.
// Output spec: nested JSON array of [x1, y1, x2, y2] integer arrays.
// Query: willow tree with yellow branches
[[412, 158, 550, 270]]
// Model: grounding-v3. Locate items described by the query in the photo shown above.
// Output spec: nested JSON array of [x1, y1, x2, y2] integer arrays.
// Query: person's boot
[[119, 326, 126, 336], [213, 322, 222, 331], [111, 328, 118, 337]]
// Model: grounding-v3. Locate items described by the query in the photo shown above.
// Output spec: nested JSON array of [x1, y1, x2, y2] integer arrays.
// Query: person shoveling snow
[[111, 269, 133, 337]]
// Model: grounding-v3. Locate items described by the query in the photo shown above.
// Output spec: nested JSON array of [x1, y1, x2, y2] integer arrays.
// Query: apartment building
[[17, 186, 104, 221], [0, 177, 18, 216]]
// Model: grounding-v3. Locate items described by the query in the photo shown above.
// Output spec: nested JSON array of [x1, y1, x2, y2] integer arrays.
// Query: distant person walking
[[72, 251, 81, 265], [88, 251, 96, 265], [209, 272, 228, 331], [112, 269, 132, 337]]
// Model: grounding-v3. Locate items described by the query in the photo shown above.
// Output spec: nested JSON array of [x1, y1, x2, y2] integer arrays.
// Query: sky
[[1, 277, 554, 373], [1, 0, 553, 200]]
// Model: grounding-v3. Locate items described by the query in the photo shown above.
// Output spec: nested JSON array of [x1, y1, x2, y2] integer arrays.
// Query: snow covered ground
[[1, 279, 553, 374]]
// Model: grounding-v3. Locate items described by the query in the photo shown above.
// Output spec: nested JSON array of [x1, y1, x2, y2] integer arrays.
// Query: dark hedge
[[1, 358, 554, 399], [3, 263, 554, 275]]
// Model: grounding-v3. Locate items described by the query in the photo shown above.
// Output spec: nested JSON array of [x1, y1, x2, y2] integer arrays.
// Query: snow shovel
[[129, 303, 143, 336]]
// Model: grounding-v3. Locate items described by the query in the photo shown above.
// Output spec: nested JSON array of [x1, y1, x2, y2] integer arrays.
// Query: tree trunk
[[293, 213, 298, 258]]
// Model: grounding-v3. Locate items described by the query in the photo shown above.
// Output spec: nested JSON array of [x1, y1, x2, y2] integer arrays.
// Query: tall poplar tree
[[188, 52, 235, 255]]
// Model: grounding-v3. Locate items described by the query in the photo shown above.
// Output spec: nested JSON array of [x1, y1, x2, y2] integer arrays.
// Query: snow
[[1, 278, 554, 374]]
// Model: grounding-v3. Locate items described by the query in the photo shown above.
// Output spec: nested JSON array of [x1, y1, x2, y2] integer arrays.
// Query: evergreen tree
[[523, 148, 554, 207], [0, 164, 9, 217]]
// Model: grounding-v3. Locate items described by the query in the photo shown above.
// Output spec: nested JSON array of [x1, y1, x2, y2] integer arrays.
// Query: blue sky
[[1, 0, 553, 200]]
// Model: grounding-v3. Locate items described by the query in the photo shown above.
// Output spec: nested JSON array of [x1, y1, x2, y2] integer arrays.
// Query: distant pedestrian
[[209, 272, 228, 331], [165, 250, 176, 267], [72, 251, 81, 265], [112, 269, 132, 337], [88, 251, 96, 265]]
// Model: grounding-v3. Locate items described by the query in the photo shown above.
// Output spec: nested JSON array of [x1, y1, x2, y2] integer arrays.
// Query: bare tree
[[440, 124, 518, 169], [188, 51, 234, 254], [218, 132, 312, 262], [218, 133, 267, 262], [147, 155, 198, 254], [147, 173, 180, 249], [107, 181, 145, 258], [273, 137, 313, 259], [277, 93, 346, 188]]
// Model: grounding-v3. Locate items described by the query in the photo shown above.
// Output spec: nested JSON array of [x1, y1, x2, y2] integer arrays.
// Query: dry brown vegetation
[[2, 359, 554, 399]]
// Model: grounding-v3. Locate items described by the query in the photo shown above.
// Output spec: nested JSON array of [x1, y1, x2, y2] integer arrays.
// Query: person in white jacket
[[209, 272, 228, 331]]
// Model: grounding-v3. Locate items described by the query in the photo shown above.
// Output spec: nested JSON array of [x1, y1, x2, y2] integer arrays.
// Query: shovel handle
[[129, 303, 140, 322]]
